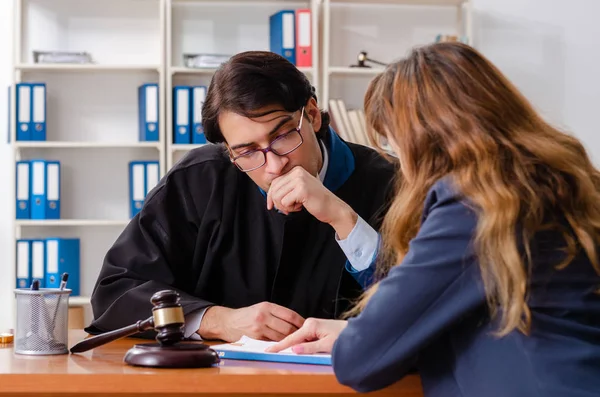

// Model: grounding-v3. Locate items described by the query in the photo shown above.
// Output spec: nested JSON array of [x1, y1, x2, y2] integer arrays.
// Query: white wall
[[473, 0, 600, 165], [1, 0, 600, 329]]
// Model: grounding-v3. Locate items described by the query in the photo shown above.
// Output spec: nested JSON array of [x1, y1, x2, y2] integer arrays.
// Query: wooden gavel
[[351, 51, 388, 68], [70, 290, 185, 353], [69, 290, 220, 368]]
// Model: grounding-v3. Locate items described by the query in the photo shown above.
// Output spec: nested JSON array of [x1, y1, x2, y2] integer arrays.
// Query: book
[[212, 336, 332, 366]]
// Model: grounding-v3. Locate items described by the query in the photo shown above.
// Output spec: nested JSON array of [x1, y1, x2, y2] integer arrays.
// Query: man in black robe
[[85, 51, 396, 342]]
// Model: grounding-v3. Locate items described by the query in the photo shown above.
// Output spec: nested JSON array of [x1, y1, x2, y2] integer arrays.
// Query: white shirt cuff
[[184, 307, 209, 341], [336, 215, 378, 272]]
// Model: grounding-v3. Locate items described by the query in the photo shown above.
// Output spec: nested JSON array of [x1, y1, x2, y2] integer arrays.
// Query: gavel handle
[[366, 57, 388, 66], [70, 317, 154, 353]]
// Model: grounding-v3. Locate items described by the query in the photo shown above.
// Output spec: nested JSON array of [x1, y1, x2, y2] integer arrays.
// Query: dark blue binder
[[191, 86, 207, 144], [31, 82, 46, 141], [45, 238, 80, 296], [30, 239, 46, 288], [16, 239, 31, 289], [16, 160, 31, 219], [173, 86, 191, 144], [129, 161, 147, 218], [45, 160, 60, 219], [30, 159, 47, 220], [16, 83, 31, 141], [138, 83, 159, 141], [270, 10, 296, 65]]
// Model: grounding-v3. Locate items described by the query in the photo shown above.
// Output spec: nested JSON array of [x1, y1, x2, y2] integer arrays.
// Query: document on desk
[[212, 336, 332, 366]]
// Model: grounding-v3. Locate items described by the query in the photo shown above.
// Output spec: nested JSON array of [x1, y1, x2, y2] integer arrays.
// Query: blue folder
[[45, 238, 80, 296], [16, 161, 30, 219], [30, 159, 47, 219], [173, 86, 191, 144], [30, 82, 46, 141], [138, 83, 159, 141], [45, 160, 60, 219], [16, 239, 31, 289], [30, 239, 46, 288], [212, 337, 332, 366], [16, 83, 31, 141], [214, 349, 332, 366], [129, 161, 147, 218], [191, 86, 207, 144], [270, 10, 296, 65]]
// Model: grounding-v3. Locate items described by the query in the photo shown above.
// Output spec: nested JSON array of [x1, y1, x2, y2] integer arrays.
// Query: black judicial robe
[[85, 128, 396, 336]]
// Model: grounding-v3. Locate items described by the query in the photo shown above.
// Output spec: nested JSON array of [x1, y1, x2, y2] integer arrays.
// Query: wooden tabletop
[[0, 330, 423, 397]]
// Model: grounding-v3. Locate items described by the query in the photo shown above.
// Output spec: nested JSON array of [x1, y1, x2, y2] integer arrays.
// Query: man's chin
[[260, 179, 275, 192]]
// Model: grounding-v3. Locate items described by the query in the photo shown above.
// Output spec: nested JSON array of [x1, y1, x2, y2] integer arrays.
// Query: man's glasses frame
[[228, 107, 305, 172]]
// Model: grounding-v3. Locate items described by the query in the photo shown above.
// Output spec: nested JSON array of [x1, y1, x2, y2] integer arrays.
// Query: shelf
[[69, 296, 91, 307], [298, 67, 314, 75], [16, 220, 131, 227], [171, 66, 218, 75], [171, 144, 208, 152], [14, 141, 161, 149], [329, 0, 466, 5], [171, 66, 313, 75], [328, 66, 385, 76], [15, 64, 161, 73]]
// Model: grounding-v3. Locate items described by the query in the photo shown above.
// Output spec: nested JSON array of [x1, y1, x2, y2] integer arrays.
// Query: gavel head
[[150, 290, 185, 346], [355, 51, 369, 67]]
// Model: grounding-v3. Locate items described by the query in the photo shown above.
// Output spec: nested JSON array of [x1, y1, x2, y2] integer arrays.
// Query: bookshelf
[[7, 0, 167, 327], [321, 0, 473, 144], [4, 0, 474, 329], [165, 0, 320, 169]]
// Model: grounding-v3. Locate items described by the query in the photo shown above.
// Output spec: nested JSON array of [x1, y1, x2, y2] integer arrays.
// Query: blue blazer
[[332, 179, 600, 397]]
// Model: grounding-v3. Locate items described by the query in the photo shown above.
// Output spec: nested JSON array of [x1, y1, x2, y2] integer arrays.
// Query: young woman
[[267, 42, 600, 397]]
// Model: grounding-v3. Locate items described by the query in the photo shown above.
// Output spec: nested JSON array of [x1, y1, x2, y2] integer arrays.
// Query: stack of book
[[328, 98, 392, 153]]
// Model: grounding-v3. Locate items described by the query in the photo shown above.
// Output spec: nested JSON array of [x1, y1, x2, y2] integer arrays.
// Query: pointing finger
[[290, 340, 328, 355], [265, 327, 312, 353]]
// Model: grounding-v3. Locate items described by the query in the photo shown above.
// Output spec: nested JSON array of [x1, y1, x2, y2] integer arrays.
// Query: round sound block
[[124, 342, 220, 368]]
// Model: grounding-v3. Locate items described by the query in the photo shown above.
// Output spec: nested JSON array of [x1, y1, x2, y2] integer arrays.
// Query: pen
[[51, 273, 69, 335], [59, 273, 69, 290], [29, 279, 41, 337]]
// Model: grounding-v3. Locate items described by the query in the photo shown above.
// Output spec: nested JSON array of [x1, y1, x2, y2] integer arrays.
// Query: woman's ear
[[306, 97, 322, 133]]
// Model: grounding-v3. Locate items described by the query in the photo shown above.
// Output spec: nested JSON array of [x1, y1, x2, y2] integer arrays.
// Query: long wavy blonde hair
[[356, 42, 600, 336]]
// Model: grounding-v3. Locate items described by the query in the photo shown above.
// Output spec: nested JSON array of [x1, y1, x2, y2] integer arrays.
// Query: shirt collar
[[318, 139, 329, 182]]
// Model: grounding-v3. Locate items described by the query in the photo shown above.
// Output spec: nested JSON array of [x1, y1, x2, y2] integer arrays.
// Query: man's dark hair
[[202, 51, 330, 144]]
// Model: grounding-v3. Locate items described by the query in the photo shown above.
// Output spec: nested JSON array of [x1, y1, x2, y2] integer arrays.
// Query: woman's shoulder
[[423, 176, 461, 207], [420, 176, 475, 223]]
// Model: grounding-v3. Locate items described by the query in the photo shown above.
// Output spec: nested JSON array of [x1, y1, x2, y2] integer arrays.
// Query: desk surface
[[0, 330, 423, 397]]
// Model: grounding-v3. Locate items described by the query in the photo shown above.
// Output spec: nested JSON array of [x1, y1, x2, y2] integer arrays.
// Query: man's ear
[[306, 97, 322, 133]]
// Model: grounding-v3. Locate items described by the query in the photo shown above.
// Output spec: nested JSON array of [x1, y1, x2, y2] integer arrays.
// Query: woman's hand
[[264, 318, 348, 354]]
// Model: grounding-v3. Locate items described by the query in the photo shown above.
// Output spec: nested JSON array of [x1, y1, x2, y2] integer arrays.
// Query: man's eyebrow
[[230, 115, 294, 151]]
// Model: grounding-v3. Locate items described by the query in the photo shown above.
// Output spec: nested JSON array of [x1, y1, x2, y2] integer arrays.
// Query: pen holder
[[14, 288, 71, 355]]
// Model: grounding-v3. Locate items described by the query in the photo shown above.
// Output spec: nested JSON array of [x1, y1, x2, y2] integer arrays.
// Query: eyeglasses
[[229, 107, 305, 172]]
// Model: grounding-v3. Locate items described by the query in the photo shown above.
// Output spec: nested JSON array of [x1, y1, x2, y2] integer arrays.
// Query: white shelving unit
[[4, 0, 475, 330], [7, 0, 167, 327], [322, 0, 473, 111], [165, 0, 320, 169]]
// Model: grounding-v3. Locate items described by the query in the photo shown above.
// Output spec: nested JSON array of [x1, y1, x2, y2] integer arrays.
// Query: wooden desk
[[0, 330, 423, 397]]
